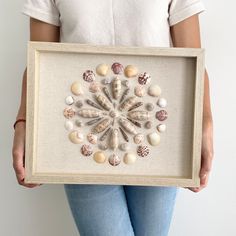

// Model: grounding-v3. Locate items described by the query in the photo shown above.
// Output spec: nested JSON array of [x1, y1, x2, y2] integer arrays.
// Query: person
[[12, 0, 214, 235]]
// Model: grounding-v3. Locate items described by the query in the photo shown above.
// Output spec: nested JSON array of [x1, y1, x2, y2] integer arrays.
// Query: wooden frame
[[25, 41, 204, 187]]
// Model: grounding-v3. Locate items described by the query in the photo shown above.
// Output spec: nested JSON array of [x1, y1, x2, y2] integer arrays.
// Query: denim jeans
[[64, 184, 178, 236]]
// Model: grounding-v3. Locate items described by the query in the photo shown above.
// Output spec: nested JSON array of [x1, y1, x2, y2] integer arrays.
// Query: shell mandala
[[62, 63, 168, 167]]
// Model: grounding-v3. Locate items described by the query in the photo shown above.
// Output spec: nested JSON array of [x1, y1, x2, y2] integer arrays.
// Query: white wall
[[0, 1, 235, 236]]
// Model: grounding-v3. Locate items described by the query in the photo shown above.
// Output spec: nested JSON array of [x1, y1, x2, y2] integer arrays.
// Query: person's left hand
[[188, 117, 214, 193]]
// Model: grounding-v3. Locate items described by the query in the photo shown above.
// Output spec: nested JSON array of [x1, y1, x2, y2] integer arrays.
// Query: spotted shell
[[96, 63, 109, 76], [111, 62, 124, 74], [108, 154, 121, 166], [133, 133, 144, 144], [124, 65, 138, 78], [156, 110, 168, 121], [71, 82, 84, 96], [134, 85, 145, 97], [68, 131, 84, 144], [137, 145, 150, 157], [81, 144, 93, 156], [87, 133, 98, 144], [83, 70, 95, 82], [63, 107, 76, 119], [93, 151, 107, 163], [138, 72, 151, 85], [89, 82, 101, 93]]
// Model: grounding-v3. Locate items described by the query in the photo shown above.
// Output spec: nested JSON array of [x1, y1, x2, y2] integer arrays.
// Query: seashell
[[128, 102, 143, 111], [81, 144, 93, 156], [119, 118, 137, 135], [109, 110, 118, 118], [86, 117, 102, 126], [123, 153, 137, 164], [148, 84, 162, 97], [124, 65, 138, 78], [157, 124, 166, 133], [145, 121, 152, 129], [157, 98, 167, 108], [119, 96, 136, 111], [89, 82, 101, 93], [87, 133, 98, 144], [145, 103, 154, 111], [112, 77, 122, 99], [75, 120, 83, 127], [122, 80, 130, 88], [83, 70, 95, 82], [63, 107, 76, 119], [133, 133, 144, 144], [96, 63, 109, 76], [71, 82, 84, 95], [92, 118, 111, 134], [75, 100, 83, 108], [156, 110, 168, 121], [68, 131, 84, 144], [134, 85, 145, 97], [119, 88, 130, 104], [99, 127, 111, 141], [109, 128, 119, 150], [98, 143, 108, 151], [101, 77, 112, 85], [137, 145, 150, 157], [138, 72, 151, 85], [93, 151, 107, 163], [77, 109, 101, 118], [127, 111, 150, 121], [102, 87, 113, 103], [65, 96, 74, 105], [147, 132, 161, 146], [127, 118, 142, 128], [119, 127, 129, 142], [108, 154, 121, 166], [64, 120, 73, 131], [86, 99, 103, 110], [119, 143, 130, 152], [95, 94, 112, 111], [111, 62, 124, 74]]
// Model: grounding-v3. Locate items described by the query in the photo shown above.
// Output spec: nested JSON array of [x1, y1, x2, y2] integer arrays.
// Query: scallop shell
[[109, 128, 119, 150], [81, 144, 93, 156], [134, 85, 145, 97], [92, 118, 111, 134], [137, 145, 150, 157], [119, 118, 137, 135], [111, 62, 124, 74], [108, 154, 121, 166], [71, 82, 84, 95], [156, 110, 168, 121], [65, 96, 74, 105], [157, 98, 167, 108], [157, 124, 166, 133], [145, 103, 154, 111], [96, 63, 109, 76], [119, 143, 130, 151], [83, 70, 95, 82], [93, 151, 106, 163], [124, 65, 138, 78], [119, 96, 136, 111], [112, 77, 122, 99], [148, 84, 162, 97], [64, 120, 73, 131], [89, 82, 101, 93], [77, 109, 101, 118], [147, 132, 161, 146], [95, 94, 112, 111], [138, 72, 151, 85], [87, 133, 98, 144], [63, 107, 76, 119], [127, 111, 150, 121], [68, 131, 84, 144], [133, 133, 144, 144], [123, 153, 137, 164]]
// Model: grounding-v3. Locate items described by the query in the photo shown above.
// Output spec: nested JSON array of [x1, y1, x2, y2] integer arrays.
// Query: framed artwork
[[25, 41, 205, 187]]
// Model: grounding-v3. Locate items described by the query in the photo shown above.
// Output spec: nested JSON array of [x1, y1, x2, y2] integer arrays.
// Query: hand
[[188, 117, 214, 193], [12, 121, 42, 188]]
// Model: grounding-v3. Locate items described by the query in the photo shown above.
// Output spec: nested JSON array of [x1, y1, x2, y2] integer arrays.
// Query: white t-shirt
[[21, 0, 205, 47]]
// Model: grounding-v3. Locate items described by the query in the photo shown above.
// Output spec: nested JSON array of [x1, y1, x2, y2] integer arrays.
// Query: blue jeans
[[64, 184, 178, 236]]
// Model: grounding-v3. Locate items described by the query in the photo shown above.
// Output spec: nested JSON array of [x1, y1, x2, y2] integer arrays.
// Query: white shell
[[96, 63, 109, 76], [71, 82, 84, 95], [134, 86, 145, 97], [133, 133, 144, 144], [93, 151, 107, 163], [123, 153, 137, 164], [65, 96, 74, 105], [68, 131, 84, 144], [87, 133, 98, 144], [64, 120, 73, 131], [147, 132, 161, 146], [157, 98, 167, 108], [148, 84, 162, 97], [157, 124, 166, 133]]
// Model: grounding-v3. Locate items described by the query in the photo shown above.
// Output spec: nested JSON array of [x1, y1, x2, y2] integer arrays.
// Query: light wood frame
[[25, 41, 205, 187]]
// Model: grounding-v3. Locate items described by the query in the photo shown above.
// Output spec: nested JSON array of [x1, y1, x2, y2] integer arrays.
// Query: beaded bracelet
[[13, 119, 26, 130]]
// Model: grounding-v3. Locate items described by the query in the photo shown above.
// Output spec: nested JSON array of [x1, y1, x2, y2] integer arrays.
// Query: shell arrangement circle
[[63, 62, 168, 167]]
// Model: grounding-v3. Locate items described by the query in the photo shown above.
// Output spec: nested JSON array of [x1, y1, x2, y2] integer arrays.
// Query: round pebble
[[75, 100, 83, 108], [157, 98, 167, 108], [145, 103, 154, 111], [145, 121, 152, 129], [65, 96, 74, 105]]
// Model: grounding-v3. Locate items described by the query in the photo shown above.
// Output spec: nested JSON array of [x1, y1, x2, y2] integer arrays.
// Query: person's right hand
[[12, 121, 42, 188]]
